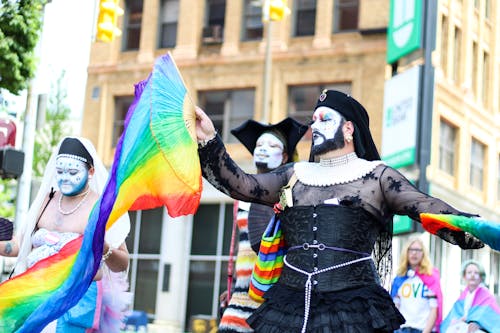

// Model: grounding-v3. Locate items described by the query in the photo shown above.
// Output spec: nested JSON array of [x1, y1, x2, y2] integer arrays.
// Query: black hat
[[314, 90, 380, 161], [231, 118, 308, 163], [57, 137, 94, 167]]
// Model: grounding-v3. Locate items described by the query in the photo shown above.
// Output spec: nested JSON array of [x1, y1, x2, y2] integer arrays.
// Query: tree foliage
[[0, 178, 16, 218], [0, 0, 46, 95], [33, 71, 71, 178]]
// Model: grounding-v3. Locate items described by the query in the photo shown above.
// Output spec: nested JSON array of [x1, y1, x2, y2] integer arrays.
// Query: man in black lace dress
[[194, 90, 483, 333]]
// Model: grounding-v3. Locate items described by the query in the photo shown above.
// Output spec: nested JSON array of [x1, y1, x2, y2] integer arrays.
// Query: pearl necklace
[[58, 189, 90, 215], [319, 152, 358, 167]]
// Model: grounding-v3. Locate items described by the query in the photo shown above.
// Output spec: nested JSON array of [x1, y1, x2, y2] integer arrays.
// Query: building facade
[[81, 0, 500, 331]]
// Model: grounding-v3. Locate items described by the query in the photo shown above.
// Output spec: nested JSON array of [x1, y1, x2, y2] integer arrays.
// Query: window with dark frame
[[202, 0, 226, 44], [438, 120, 457, 176], [123, 0, 143, 51], [242, 0, 263, 41], [293, 0, 316, 37], [185, 203, 233, 330], [198, 89, 255, 143], [333, 0, 359, 33], [126, 208, 163, 321], [470, 138, 485, 191], [158, 0, 179, 49], [112, 96, 134, 147], [287, 83, 351, 141]]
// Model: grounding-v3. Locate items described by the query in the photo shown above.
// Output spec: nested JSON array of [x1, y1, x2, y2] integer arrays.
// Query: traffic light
[[268, 0, 290, 21], [96, 0, 124, 42], [0, 118, 23, 179]]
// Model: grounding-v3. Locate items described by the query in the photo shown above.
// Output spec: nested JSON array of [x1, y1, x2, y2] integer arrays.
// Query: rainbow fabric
[[0, 52, 201, 332], [248, 215, 286, 303], [440, 285, 500, 333], [420, 213, 500, 251]]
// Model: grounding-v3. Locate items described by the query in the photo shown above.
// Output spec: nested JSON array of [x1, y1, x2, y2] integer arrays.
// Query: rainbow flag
[[0, 52, 202, 332], [420, 213, 500, 251]]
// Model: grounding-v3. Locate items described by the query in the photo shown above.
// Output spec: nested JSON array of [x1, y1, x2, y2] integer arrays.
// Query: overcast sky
[[6, 0, 96, 121]]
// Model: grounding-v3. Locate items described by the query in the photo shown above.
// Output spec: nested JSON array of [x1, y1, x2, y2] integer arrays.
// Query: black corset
[[278, 205, 382, 292]]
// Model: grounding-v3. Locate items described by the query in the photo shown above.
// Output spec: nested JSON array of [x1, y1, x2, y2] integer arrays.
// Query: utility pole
[[15, 2, 51, 228], [260, 0, 272, 124], [417, 0, 437, 195]]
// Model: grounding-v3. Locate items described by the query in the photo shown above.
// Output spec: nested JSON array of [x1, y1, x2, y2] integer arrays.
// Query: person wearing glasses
[[391, 237, 443, 333]]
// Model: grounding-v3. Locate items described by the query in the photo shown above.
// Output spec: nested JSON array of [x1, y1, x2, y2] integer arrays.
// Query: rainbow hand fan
[[420, 213, 500, 251], [0, 52, 202, 332]]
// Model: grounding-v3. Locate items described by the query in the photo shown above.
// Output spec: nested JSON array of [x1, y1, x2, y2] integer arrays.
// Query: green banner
[[387, 0, 423, 64]]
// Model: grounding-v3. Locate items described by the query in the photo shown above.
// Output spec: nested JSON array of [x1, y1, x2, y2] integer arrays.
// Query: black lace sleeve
[[379, 166, 483, 249], [198, 134, 292, 207]]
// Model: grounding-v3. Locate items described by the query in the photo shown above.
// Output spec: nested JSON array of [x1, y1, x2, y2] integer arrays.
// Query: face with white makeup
[[310, 106, 347, 156], [253, 132, 287, 172], [55, 156, 91, 196]]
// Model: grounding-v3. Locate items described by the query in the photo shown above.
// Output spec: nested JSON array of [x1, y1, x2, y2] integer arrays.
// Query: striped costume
[[219, 202, 261, 332]]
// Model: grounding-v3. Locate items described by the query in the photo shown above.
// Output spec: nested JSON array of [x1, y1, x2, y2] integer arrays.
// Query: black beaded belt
[[288, 242, 370, 256]]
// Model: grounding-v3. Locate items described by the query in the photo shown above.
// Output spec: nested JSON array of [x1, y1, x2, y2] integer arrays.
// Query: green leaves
[[0, 0, 46, 94]]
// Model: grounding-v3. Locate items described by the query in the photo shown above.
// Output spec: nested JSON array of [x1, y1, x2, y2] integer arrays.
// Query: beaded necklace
[[58, 188, 90, 216]]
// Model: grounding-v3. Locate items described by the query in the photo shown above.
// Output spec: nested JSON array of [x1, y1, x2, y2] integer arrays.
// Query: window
[[123, 0, 143, 51], [497, 155, 500, 200], [482, 51, 489, 107], [452, 27, 462, 83], [242, 0, 263, 41], [113, 96, 134, 147], [440, 15, 449, 76], [491, 251, 500, 298], [287, 83, 351, 140], [198, 89, 255, 143], [202, 0, 226, 44], [185, 203, 233, 329], [472, 41, 478, 97], [126, 208, 164, 320], [439, 120, 457, 175], [485, 0, 491, 19], [158, 0, 179, 48], [470, 138, 485, 191], [293, 0, 316, 37], [333, 0, 359, 33]]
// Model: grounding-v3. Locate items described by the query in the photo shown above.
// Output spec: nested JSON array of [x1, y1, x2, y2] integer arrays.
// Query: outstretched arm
[[195, 107, 291, 206], [380, 166, 483, 249]]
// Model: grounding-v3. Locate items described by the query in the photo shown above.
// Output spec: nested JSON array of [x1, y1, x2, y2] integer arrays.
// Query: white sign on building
[[382, 65, 421, 169]]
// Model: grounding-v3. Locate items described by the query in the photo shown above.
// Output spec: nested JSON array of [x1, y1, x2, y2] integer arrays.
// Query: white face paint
[[253, 132, 285, 169], [55, 157, 89, 196], [311, 107, 343, 147]]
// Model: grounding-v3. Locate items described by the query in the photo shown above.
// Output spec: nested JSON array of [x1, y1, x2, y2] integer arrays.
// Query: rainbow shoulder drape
[[0, 52, 201, 332], [390, 268, 443, 332], [440, 285, 500, 333]]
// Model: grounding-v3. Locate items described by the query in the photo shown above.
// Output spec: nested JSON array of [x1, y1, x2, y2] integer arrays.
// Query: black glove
[[0, 217, 14, 241], [437, 228, 484, 249]]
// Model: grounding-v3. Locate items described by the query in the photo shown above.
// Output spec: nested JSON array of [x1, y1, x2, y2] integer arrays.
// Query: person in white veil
[[0, 136, 131, 332]]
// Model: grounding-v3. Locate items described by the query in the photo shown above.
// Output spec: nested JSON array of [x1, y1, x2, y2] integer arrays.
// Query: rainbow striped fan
[[0, 52, 202, 332]]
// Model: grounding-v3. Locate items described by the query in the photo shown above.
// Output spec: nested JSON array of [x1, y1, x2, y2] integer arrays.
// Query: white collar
[[294, 154, 384, 186]]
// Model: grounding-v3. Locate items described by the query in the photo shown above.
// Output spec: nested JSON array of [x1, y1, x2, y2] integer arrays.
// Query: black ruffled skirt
[[247, 283, 405, 333]]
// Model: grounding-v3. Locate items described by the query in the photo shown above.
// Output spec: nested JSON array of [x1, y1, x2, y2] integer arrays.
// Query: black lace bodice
[[199, 135, 483, 251]]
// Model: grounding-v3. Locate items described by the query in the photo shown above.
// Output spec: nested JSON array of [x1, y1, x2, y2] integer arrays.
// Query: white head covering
[[14, 136, 130, 275]]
